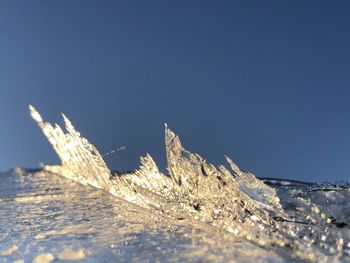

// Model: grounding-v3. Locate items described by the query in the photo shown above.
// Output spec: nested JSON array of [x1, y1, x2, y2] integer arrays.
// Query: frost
[[28, 105, 350, 262]]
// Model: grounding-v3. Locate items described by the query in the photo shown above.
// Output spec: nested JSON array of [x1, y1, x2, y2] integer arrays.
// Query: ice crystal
[[27, 105, 350, 262]]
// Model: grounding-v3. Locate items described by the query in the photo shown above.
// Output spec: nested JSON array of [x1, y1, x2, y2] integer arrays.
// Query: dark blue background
[[1, 1, 350, 182]]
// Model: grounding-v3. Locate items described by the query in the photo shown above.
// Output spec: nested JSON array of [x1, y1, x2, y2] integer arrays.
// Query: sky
[[1, 1, 350, 182]]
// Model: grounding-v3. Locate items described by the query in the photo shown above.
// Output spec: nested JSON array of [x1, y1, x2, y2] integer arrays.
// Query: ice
[[0, 105, 348, 262]]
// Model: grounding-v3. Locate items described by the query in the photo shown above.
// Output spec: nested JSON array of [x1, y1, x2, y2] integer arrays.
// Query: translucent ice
[[25, 105, 350, 262]]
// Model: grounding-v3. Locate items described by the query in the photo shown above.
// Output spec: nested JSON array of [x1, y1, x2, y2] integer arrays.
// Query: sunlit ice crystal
[[29, 105, 350, 262]]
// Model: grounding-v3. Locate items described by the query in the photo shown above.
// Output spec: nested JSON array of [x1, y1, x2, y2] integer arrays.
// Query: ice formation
[[27, 105, 349, 262]]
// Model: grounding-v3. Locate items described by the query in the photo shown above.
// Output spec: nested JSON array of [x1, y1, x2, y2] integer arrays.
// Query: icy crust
[[29, 105, 350, 262]]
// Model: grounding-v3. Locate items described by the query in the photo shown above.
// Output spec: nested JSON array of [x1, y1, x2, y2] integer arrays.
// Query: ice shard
[[29, 105, 112, 190], [164, 124, 284, 224]]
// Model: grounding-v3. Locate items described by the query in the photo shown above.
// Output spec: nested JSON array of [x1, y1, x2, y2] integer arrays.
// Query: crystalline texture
[[29, 105, 350, 262]]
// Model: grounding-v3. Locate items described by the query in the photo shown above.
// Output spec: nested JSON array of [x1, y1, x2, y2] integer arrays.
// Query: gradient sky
[[1, 1, 350, 182]]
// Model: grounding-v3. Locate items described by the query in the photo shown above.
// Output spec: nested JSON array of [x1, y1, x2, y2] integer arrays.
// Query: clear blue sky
[[1, 1, 350, 182]]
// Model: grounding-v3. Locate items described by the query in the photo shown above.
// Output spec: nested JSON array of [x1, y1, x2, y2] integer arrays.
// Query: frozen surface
[[0, 168, 288, 262], [0, 106, 349, 262]]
